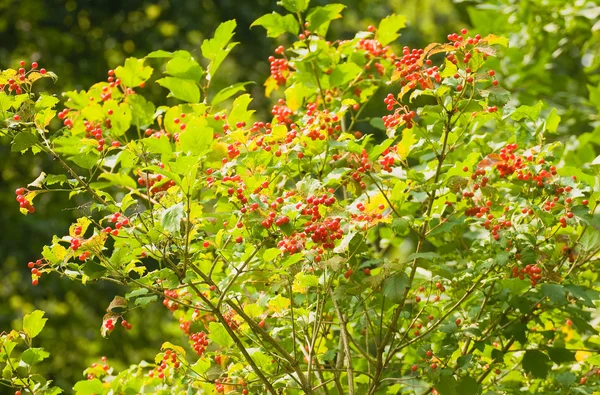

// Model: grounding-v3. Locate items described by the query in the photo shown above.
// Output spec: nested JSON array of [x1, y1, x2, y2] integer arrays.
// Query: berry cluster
[[383, 93, 416, 129], [395, 46, 439, 89], [347, 149, 372, 189], [270, 99, 293, 124], [27, 259, 44, 286], [15, 188, 34, 213], [268, 46, 289, 85], [379, 146, 397, 172], [302, 105, 341, 141], [85, 356, 110, 381], [148, 349, 181, 379], [137, 171, 177, 194], [190, 331, 209, 356], [0, 61, 47, 96], [357, 38, 391, 59]]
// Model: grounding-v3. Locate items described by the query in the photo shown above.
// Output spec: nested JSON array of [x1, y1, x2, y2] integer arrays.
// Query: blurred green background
[[1, 0, 599, 391]]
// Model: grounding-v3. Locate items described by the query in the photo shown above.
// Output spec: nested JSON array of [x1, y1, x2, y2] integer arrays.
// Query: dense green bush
[[1, 1, 599, 394]]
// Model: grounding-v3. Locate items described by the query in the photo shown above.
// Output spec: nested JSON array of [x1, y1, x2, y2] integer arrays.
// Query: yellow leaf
[[69, 217, 92, 238], [396, 128, 415, 159], [482, 34, 508, 47], [292, 282, 307, 294], [561, 324, 574, 342], [264, 75, 279, 98], [161, 341, 187, 357], [80, 232, 108, 254], [575, 350, 591, 362], [284, 83, 305, 112], [268, 294, 290, 313]]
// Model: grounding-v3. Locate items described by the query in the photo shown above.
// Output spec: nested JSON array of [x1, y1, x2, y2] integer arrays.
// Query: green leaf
[[407, 252, 439, 261], [156, 77, 200, 103], [72, 152, 98, 169], [23, 310, 47, 339], [547, 347, 576, 364], [278, 0, 309, 13], [294, 272, 319, 287], [545, 107, 560, 134], [125, 288, 149, 300], [263, 248, 282, 261], [376, 14, 407, 46], [382, 273, 408, 303], [134, 295, 157, 307], [251, 12, 299, 38], [103, 101, 132, 136], [97, 173, 137, 189], [12, 132, 38, 152], [161, 202, 185, 234], [73, 378, 104, 395], [510, 100, 543, 121], [330, 62, 362, 87], [306, 4, 345, 36], [178, 117, 214, 154], [324, 168, 350, 186], [45, 174, 69, 186], [522, 350, 550, 378], [165, 57, 203, 80], [201, 20, 238, 80], [588, 82, 600, 112], [499, 278, 530, 295], [564, 284, 596, 307], [479, 84, 511, 106], [392, 217, 410, 236], [456, 376, 480, 394], [211, 82, 253, 106], [127, 94, 155, 128], [202, 20, 236, 60], [146, 49, 192, 59], [435, 375, 457, 395], [21, 348, 50, 365], [228, 94, 255, 126], [555, 372, 576, 386], [281, 253, 304, 269], [540, 283, 566, 305], [82, 262, 106, 279], [114, 57, 153, 88], [208, 322, 234, 348]]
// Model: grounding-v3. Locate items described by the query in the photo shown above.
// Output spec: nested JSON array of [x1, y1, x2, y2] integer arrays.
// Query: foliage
[[1, 3, 600, 395]]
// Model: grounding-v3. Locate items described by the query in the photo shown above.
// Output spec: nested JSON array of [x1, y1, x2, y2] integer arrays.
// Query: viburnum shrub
[[1, 2, 600, 394]]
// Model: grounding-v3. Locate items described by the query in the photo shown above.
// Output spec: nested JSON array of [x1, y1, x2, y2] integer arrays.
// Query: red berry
[[582, 200, 589, 206], [431, 363, 437, 370]]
